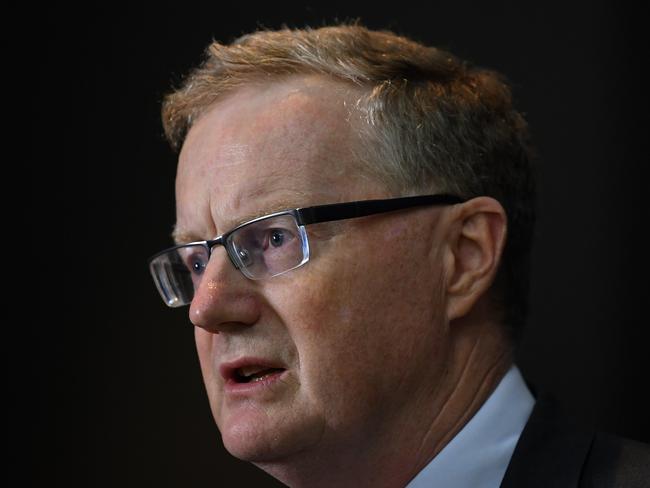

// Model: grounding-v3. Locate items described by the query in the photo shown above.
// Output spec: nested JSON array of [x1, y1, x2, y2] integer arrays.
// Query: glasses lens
[[149, 244, 209, 307], [227, 213, 309, 279]]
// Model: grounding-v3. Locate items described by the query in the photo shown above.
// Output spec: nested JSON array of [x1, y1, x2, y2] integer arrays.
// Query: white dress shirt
[[405, 365, 535, 488]]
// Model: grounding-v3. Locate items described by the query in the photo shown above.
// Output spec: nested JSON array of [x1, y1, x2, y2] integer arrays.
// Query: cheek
[[194, 327, 222, 414], [270, 234, 446, 425], [298, 231, 442, 340], [194, 327, 212, 370]]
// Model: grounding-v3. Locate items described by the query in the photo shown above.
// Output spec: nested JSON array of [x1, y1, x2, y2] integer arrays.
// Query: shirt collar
[[406, 364, 535, 488]]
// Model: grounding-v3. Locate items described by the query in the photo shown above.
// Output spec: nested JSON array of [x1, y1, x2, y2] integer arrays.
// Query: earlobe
[[444, 197, 507, 321]]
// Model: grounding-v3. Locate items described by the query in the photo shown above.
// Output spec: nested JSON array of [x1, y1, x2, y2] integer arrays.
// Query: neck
[[404, 316, 514, 481], [257, 315, 513, 488]]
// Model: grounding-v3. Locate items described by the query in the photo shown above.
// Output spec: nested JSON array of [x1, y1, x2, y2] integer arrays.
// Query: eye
[[268, 229, 285, 248], [191, 259, 205, 274], [185, 251, 207, 275]]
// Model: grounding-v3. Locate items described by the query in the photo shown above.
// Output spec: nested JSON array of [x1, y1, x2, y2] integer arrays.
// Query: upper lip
[[219, 357, 287, 382]]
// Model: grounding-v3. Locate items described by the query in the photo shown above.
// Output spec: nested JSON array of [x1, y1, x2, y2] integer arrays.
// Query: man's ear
[[442, 197, 507, 322]]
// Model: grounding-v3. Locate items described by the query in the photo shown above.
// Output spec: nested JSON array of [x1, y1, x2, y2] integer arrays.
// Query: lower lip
[[224, 369, 288, 395]]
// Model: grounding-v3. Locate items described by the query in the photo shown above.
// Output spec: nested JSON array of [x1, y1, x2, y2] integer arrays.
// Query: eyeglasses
[[148, 194, 464, 307]]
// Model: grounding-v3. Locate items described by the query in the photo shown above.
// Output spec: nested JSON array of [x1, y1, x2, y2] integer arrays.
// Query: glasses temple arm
[[296, 194, 464, 225]]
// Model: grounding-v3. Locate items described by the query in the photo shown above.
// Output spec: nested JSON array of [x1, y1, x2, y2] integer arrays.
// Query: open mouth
[[233, 366, 286, 383]]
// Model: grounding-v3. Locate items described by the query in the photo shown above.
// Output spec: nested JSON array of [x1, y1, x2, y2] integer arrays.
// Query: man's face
[[175, 76, 452, 467]]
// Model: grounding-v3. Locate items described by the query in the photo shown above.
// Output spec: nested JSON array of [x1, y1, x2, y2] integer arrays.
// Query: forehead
[[174, 76, 381, 240]]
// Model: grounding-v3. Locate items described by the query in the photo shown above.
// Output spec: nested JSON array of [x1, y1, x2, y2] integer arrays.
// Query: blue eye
[[269, 229, 285, 247], [187, 253, 207, 275]]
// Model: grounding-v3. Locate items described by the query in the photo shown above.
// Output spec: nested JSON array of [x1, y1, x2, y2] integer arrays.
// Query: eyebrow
[[171, 228, 204, 245], [171, 192, 315, 245], [229, 199, 303, 228]]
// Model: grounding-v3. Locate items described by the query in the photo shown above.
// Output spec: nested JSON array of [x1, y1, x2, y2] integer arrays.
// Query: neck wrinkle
[[405, 320, 513, 486]]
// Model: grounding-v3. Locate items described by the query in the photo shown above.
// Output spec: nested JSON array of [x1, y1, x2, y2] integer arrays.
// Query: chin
[[218, 409, 326, 464], [220, 424, 279, 462]]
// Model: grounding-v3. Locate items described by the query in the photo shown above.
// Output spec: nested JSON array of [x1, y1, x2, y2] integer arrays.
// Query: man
[[148, 24, 648, 487]]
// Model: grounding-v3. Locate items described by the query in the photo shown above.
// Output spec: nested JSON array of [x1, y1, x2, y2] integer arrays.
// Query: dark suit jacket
[[500, 395, 649, 487]]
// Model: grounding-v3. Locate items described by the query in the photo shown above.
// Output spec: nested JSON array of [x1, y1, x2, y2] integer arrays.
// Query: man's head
[[157, 24, 536, 486], [163, 24, 536, 339]]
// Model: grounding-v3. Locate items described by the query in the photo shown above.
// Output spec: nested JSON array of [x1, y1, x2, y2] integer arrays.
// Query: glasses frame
[[148, 193, 465, 305]]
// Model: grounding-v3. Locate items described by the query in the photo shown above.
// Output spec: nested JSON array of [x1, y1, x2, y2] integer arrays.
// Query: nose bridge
[[208, 235, 238, 271], [189, 244, 259, 332], [204, 239, 232, 277]]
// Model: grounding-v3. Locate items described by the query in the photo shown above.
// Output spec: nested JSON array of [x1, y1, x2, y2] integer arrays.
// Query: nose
[[189, 247, 261, 333]]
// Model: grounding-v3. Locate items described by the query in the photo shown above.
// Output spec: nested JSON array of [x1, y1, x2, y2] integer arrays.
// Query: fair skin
[[174, 75, 512, 487]]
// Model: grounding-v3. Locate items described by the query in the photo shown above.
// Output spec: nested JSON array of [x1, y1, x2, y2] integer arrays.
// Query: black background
[[30, 1, 648, 486]]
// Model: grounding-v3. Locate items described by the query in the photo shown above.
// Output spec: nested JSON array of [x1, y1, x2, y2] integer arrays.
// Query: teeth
[[235, 366, 284, 383], [251, 372, 273, 382], [239, 365, 268, 377]]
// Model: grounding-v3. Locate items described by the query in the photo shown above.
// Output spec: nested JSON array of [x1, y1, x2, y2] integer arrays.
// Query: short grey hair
[[161, 24, 537, 342]]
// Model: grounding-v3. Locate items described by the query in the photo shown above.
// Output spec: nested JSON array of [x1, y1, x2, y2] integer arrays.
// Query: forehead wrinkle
[[214, 158, 334, 218], [175, 166, 335, 245], [174, 77, 370, 246]]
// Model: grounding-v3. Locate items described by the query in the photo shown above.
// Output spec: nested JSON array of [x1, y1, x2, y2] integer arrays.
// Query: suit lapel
[[500, 395, 595, 487]]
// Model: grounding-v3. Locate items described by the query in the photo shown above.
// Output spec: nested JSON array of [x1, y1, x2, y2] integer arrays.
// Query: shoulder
[[581, 431, 650, 487], [500, 395, 650, 488]]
